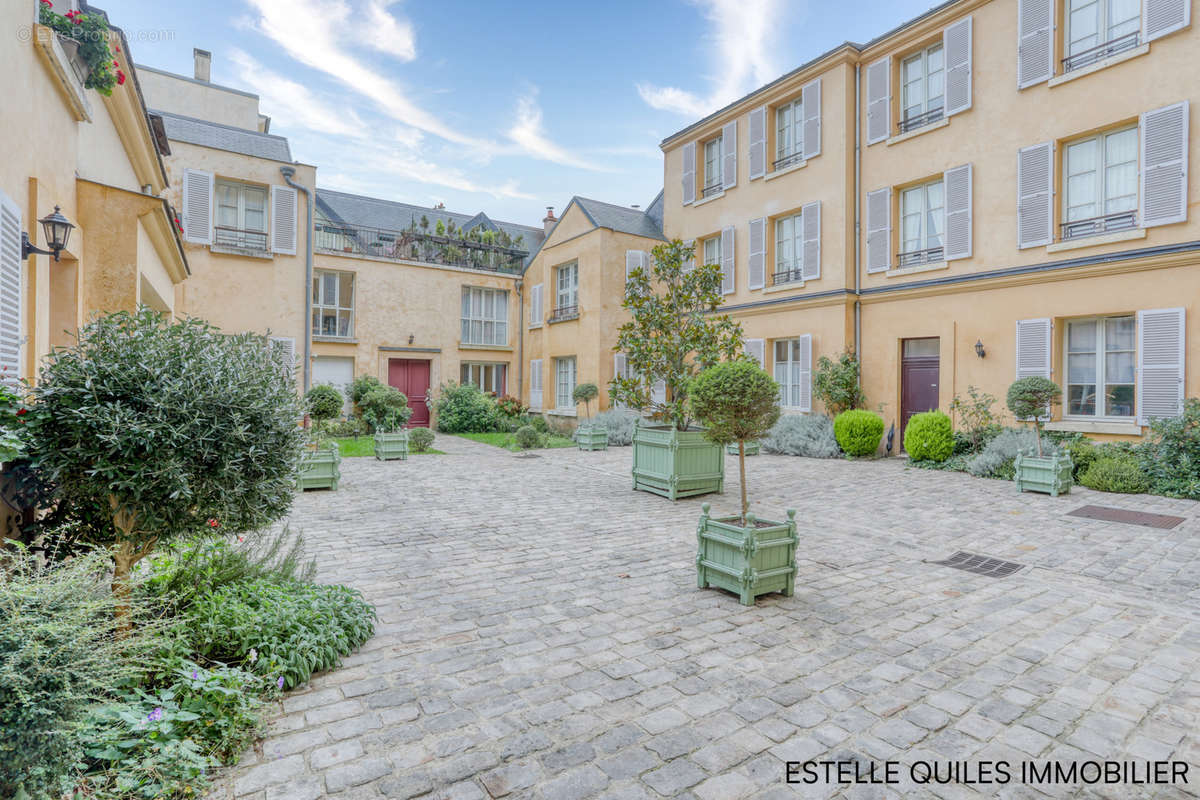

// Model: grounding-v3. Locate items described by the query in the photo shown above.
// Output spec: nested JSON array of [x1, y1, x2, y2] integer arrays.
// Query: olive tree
[[1006, 376, 1061, 456], [26, 308, 305, 630]]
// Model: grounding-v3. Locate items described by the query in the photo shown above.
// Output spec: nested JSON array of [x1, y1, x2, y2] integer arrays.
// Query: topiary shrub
[[573, 383, 600, 420], [590, 408, 641, 446], [305, 384, 343, 428], [435, 382, 498, 433], [1006, 376, 1061, 457], [903, 411, 954, 462], [514, 425, 541, 450], [762, 414, 841, 458], [1080, 457, 1151, 494], [359, 385, 411, 433], [833, 410, 885, 457], [409, 427, 435, 452]]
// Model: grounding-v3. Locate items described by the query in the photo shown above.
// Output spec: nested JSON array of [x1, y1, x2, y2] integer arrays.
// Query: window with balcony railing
[[215, 180, 268, 252], [898, 179, 945, 266], [1062, 126, 1137, 240], [461, 286, 508, 346], [550, 262, 578, 323], [312, 269, 354, 338], [1064, 0, 1141, 73], [774, 213, 804, 285], [702, 136, 723, 197], [775, 98, 805, 171], [900, 44, 945, 134]]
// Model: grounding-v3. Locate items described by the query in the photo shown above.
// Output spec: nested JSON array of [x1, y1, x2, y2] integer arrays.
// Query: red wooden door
[[900, 338, 940, 448], [387, 358, 431, 427]]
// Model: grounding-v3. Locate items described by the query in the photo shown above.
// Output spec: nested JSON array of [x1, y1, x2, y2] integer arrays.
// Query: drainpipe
[[515, 277, 524, 399], [280, 165, 313, 392], [853, 64, 863, 370]]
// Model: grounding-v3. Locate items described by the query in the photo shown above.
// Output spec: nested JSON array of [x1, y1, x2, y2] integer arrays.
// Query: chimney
[[630, 204, 640, 210], [193, 48, 212, 82], [542, 206, 556, 236]]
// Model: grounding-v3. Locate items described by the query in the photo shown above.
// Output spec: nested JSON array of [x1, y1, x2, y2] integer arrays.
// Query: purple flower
[[277, 676, 285, 690], [191, 670, 199, 680], [147, 707, 164, 722]]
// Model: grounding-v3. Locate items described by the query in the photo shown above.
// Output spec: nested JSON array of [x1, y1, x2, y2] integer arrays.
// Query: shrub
[[903, 411, 955, 462], [348, 375, 382, 407], [324, 416, 370, 438], [305, 384, 343, 425], [495, 395, 526, 419], [435, 382, 498, 433], [1138, 398, 1200, 499], [590, 408, 641, 446], [833, 410, 884, 457], [1080, 457, 1151, 494], [966, 428, 1051, 479], [573, 383, 600, 420], [813, 350, 866, 417], [409, 427, 435, 452], [762, 414, 841, 458], [359, 385, 411, 433], [1006, 376, 1062, 456], [529, 415, 550, 434], [949, 385, 1000, 453], [514, 425, 541, 450]]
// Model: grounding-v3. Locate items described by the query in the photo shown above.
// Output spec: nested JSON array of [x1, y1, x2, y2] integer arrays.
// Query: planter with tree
[[610, 240, 744, 499], [298, 383, 345, 489], [573, 382, 607, 450], [362, 385, 414, 461], [1007, 376, 1073, 496], [691, 360, 797, 605]]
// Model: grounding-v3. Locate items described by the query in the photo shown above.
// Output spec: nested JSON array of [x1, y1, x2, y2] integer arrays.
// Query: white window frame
[[312, 269, 355, 338], [214, 179, 268, 250], [703, 136, 723, 195], [773, 338, 809, 410], [774, 213, 804, 284], [554, 356, 577, 411], [1065, 0, 1142, 62], [1064, 314, 1137, 420], [702, 236, 720, 268], [460, 361, 507, 395], [900, 43, 945, 128], [555, 262, 578, 311], [899, 179, 945, 264], [461, 286, 508, 346], [1062, 125, 1139, 237], [775, 97, 804, 169]]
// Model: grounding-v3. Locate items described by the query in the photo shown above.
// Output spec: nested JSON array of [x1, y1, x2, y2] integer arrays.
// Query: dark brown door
[[900, 338, 940, 447], [387, 358, 431, 427]]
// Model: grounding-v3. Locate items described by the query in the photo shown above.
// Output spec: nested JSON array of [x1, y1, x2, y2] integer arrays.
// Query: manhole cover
[[1067, 505, 1186, 529], [932, 551, 1025, 578]]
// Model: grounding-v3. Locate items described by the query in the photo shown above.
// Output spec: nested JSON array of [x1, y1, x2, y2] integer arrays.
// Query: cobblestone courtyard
[[212, 436, 1200, 799]]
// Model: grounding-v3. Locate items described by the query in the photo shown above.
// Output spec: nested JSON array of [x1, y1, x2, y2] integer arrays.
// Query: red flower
[[113, 60, 119, 67], [116, 70, 126, 85], [40, 0, 52, 6], [114, 45, 120, 52], [207, 518, 219, 528], [16, 409, 26, 416]]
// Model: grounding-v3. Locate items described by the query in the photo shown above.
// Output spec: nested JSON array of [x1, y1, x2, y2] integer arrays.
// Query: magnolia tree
[[1006, 376, 1061, 456], [691, 361, 781, 523], [27, 308, 305, 631], [610, 240, 743, 429]]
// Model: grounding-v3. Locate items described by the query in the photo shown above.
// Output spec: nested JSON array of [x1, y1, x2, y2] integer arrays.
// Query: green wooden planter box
[[576, 424, 608, 451], [1014, 449, 1073, 496], [727, 440, 760, 456], [374, 431, 409, 461], [632, 423, 724, 500], [696, 503, 798, 606], [298, 446, 341, 491]]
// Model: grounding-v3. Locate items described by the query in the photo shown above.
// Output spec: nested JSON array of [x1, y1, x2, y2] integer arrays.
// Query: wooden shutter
[[271, 185, 298, 255], [943, 164, 973, 261], [748, 217, 766, 289], [802, 78, 821, 160], [720, 226, 735, 295], [181, 168, 213, 244], [0, 190, 21, 389], [1017, 142, 1054, 248], [866, 187, 891, 272], [748, 106, 767, 179], [1018, 0, 1054, 88], [722, 121, 737, 189], [866, 57, 891, 145], [1138, 307, 1185, 423], [529, 283, 543, 325], [745, 339, 765, 367], [1140, 101, 1189, 228], [269, 336, 296, 380], [529, 358, 543, 410], [944, 16, 972, 116], [801, 201, 821, 281], [1015, 318, 1051, 379], [798, 334, 813, 413], [1144, 0, 1191, 41], [681, 141, 697, 205]]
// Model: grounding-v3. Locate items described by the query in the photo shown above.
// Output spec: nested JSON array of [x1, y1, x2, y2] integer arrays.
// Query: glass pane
[[339, 273, 354, 309], [1069, 383, 1097, 415], [1105, 316, 1135, 351], [1104, 129, 1138, 213], [460, 364, 470, 384], [1108, 0, 1140, 38], [496, 293, 508, 321], [462, 289, 471, 317], [338, 310, 351, 338], [312, 277, 320, 303], [791, 364, 802, 406], [1106, 384, 1135, 416], [322, 273, 337, 305], [1068, 352, 1097, 383], [312, 309, 320, 334], [244, 188, 266, 211], [321, 311, 337, 336], [472, 320, 482, 343], [926, 182, 944, 248], [1105, 351, 1135, 384], [1068, 320, 1098, 351], [775, 341, 789, 362], [461, 320, 470, 341], [903, 338, 939, 357], [497, 365, 507, 394], [495, 322, 506, 345], [927, 45, 943, 73]]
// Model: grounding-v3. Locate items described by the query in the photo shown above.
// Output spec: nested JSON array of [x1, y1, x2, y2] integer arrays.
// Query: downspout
[[280, 166, 313, 392], [515, 276, 524, 399], [853, 64, 862, 368]]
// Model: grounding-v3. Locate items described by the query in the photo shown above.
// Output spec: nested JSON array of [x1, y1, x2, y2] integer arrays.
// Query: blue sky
[[104, 0, 941, 227]]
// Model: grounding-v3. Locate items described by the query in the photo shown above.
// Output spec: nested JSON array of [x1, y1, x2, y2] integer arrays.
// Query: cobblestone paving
[[209, 437, 1200, 799]]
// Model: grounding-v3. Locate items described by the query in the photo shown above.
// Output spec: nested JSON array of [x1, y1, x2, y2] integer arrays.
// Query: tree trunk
[[1034, 421, 1043, 456], [108, 496, 155, 639], [738, 440, 749, 525]]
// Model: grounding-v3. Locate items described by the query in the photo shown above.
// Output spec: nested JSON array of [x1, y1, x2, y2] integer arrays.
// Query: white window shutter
[[530, 283, 543, 325], [181, 168, 213, 245], [0, 190, 22, 389], [681, 141, 697, 205], [269, 336, 296, 379], [798, 334, 813, 413], [613, 353, 627, 380], [866, 187, 891, 272], [1017, 142, 1054, 248], [720, 226, 736, 295], [1138, 308, 1185, 423], [530, 358, 543, 410], [748, 106, 767, 179], [271, 185, 298, 255], [1144, 0, 1191, 41], [801, 201, 821, 281], [1015, 318, 1052, 379], [1018, 0, 1055, 88], [944, 16, 972, 116], [745, 338, 765, 367], [866, 57, 891, 145], [748, 217, 766, 289], [722, 121, 737, 189], [1140, 101, 1189, 228], [943, 163, 973, 260], [802, 78, 821, 160]]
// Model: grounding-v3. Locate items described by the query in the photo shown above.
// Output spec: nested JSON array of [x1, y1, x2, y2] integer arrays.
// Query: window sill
[[459, 342, 513, 352], [211, 244, 273, 259], [1048, 43, 1149, 88], [547, 314, 580, 325], [886, 117, 949, 146], [547, 408, 577, 417], [763, 279, 805, 294], [885, 260, 948, 278], [692, 190, 726, 208], [1045, 419, 1142, 435], [1046, 227, 1145, 253], [313, 336, 358, 344], [528, 323, 543, 330], [765, 159, 808, 181]]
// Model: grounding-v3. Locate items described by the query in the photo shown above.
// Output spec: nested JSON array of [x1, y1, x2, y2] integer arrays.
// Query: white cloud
[[507, 91, 611, 172], [361, 0, 416, 60], [228, 50, 371, 139]]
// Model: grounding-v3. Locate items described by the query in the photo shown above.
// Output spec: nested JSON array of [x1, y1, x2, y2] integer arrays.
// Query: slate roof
[[644, 190, 665, 232], [573, 196, 666, 241], [153, 110, 293, 162]]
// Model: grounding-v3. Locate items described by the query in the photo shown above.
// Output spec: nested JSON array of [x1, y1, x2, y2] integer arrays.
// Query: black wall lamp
[[975, 339, 986, 358], [21, 206, 75, 262]]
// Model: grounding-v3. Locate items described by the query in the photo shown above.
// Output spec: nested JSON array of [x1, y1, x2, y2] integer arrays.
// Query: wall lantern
[[408, 334, 415, 345], [974, 339, 986, 359], [21, 206, 75, 262]]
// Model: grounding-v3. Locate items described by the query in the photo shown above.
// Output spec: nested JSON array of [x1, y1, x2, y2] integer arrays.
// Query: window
[[311, 270, 354, 337], [899, 179, 945, 265], [775, 98, 804, 170], [773, 339, 808, 409], [556, 262, 578, 310], [774, 213, 803, 284], [555, 357, 577, 410], [900, 44, 945, 132], [461, 362, 507, 395], [703, 136, 723, 197], [460, 287, 508, 346], [215, 180, 268, 250], [1063, 126, 1138, 239], [703, 236, 720, 268], [1065, 0, 1141, 71], [1065, 316, 1136, 417]]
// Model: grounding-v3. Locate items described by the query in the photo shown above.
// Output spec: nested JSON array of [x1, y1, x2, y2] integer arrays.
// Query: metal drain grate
[[1067, 505, 1186, 529], [933, 551, 1025, 578]]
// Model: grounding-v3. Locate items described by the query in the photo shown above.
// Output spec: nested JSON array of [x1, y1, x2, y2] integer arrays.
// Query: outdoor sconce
[[408, 333, 415, 345], [975, 339, 986, 359], [21, 206, 75, 262]]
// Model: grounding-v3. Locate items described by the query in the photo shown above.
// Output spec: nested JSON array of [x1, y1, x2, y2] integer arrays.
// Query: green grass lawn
[[454, 432, 576, 452], [332, 436, 445, 458]]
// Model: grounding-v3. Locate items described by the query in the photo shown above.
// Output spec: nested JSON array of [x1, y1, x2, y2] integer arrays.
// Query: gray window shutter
[[798, 334, 813, 413], [530, 359, 543, 410], [0, 189, 21, 389], [1140, 101, 1189, 228], [182, 168, 213, 245], [801, 201, 821, 280], [722, 121, 737, 189], [269, 336, 296, 380], [681, 141, 696, 205], [1018, 0, 1054, 88], [1017, 142, 1054, 248], [1144, 0, 1191, 41], [802, 78, 821, 160], [866, 57, 891, 145], [745, 338, 765, 367], [530, 283, 543, 324], [943, 163, 973, 261], [720, 226, 736, 295], [271, 185, 298, 255], [944, 17, 972, 116], [748, 106, 767, 179], [1138, 307, 1185, 423], [748, 217, 766, 289], [1015, 318, 1051, 379], [866, 187, 891, 272]]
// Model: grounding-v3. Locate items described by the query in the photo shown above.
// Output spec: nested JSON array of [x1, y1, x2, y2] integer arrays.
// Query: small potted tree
[[299, 384, 344, 490], [691, 360, 797, 606], [362, 384, 413, 461], [1007, 376, 1073, 496], [573, 382, 606, 451]]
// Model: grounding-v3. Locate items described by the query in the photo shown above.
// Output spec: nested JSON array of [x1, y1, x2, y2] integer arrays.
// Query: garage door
[[312, 356, 354, 415]]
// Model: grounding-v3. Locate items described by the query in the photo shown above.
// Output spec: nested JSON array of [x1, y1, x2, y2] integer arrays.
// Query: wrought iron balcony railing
[[1060, 211, 1138, 241], [772, 267, 804, 286], [701, 181, 723, 199], [1062, 31, 1140, 73], [897, 106, 945, 134], [773, 150, 804, 171], [896, 246, 944, 268], [214, 226, 268, 252], [314, 222, 528, 274]]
